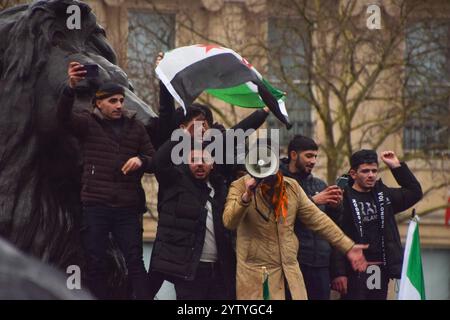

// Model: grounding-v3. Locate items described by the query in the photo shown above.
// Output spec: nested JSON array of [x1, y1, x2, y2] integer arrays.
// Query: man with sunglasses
[[56, 62, 155, 299]]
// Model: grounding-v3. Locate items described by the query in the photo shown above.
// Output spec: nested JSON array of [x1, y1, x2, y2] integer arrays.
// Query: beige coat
[[223, 175, 354, 300]]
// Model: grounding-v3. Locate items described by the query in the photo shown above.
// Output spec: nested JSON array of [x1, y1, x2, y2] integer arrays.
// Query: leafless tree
[[127, 0, 449, 218], [3, 0, 447, 218]]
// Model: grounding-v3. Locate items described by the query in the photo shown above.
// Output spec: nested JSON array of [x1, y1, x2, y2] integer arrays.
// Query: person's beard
[[262, 174, 277, 185], [296, 158, 309, 174]]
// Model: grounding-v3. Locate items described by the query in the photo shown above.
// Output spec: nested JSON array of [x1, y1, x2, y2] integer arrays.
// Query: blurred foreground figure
[[0, 237, 92, 300]]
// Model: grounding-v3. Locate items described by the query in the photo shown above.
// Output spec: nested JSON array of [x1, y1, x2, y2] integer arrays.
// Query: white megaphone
[[244, 143, 279, 179]]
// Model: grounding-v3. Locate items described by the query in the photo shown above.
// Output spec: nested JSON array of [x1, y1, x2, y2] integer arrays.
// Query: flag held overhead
[[155, 44, 291, 129]]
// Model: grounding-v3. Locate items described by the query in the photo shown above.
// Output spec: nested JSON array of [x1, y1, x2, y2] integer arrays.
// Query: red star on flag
[[242, 57, 253, 69], [197, 44, 223, 53]]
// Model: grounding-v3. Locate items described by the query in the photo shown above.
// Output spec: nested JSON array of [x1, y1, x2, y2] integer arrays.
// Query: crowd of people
[[57, 56, 423, 300]]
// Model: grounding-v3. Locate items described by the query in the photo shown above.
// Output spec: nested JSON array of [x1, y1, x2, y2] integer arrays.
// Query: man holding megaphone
[[223, 141, 369, 300]]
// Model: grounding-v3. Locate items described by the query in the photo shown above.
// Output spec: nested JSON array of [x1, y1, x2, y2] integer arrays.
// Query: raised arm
[[379, 151, 423, 213], [150, 80, 177, 148], [154, 139, 181, 186], [152, 52, 177, 149], [231, 107, 269, 131], [56, 62, 89, 138], [389, 164, 423, 213], [223, 177, 255, 230]]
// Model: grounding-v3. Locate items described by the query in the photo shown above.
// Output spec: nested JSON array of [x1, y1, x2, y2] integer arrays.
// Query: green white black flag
[[398, 217, 426, 300], [155, 44, 290, 128]]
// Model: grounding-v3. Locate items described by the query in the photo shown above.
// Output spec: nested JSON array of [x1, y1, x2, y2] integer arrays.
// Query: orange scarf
[[260, 171, 288, 223]]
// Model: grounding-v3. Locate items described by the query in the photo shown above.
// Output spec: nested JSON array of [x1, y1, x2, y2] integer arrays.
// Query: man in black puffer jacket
[[149, 132, 236, 300], [57, 62, 155, 300], [331, 149, 422, 300], [280, 135, 343, 300]]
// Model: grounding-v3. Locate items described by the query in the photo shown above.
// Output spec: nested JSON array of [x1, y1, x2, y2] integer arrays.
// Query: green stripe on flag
[[206, 79, 285, 108], [406, 224, 426, 300]]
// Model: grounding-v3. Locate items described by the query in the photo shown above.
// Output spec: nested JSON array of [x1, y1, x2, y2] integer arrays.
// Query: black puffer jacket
[[280, 158, 340, 267], [149, 140, 236, 299], [331, 163, 422, 279], [156, 81, 269, 188], [57, 86, 155, 211]]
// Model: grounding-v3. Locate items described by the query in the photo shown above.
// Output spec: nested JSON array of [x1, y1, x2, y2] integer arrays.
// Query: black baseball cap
[[94, 82, 125, 100]]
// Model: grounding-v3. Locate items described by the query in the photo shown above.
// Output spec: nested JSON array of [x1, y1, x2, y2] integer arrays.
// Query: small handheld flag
[[398, 211, 426, 300]]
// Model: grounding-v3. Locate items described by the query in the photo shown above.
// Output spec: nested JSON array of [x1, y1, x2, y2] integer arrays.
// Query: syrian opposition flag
[[155, 44, 291, 128], [398, 217, 426, 300]]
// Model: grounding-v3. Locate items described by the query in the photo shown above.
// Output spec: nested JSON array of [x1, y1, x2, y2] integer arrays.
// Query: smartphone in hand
[[336, 176, 349, 189], [83, 63, 99, 78]]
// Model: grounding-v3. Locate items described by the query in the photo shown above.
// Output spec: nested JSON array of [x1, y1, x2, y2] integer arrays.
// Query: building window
[[127, 10, 175, 109], [267, 17, 313, 149], [404, 20, 450, 154]]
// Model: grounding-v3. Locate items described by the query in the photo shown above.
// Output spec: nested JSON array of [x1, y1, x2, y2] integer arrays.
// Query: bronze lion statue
[[0, 0, 157, 297]]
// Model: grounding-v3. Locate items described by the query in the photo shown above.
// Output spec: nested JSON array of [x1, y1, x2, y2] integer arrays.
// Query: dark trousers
[[148, 270, 165, 299], [343, 266, 389, 300], [300, 264, 331, 300], [81, 205, 150, 300], [174, 262, 229, 300]]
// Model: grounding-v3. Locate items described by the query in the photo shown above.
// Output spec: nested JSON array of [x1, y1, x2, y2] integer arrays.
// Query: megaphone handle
[[254, 191, 270, 222], [251, 178, 263, 190]]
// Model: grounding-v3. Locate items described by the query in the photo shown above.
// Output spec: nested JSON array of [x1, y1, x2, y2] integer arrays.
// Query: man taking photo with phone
[[56, 61, 155, 299], [331, 150, 423, 300], [280, 135, 343, 300]]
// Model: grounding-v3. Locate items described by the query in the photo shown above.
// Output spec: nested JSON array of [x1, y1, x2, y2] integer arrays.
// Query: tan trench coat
[[223, 175, 355, 300]]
